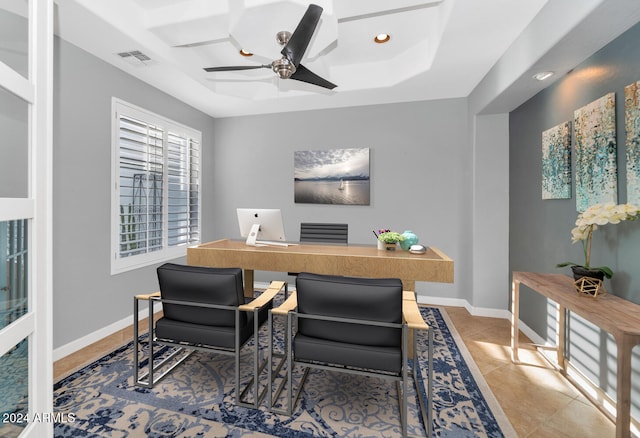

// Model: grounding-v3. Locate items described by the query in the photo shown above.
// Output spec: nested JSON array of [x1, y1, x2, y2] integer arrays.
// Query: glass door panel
[[0, 338, 28, 438], [0, 1, 29, 78], [0, 220, 29, 438], [1, 220, 28, 330], [0, 87, 29, 198]]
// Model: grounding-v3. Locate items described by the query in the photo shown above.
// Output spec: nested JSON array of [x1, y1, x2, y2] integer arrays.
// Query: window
[[111, 99, 201, 274]]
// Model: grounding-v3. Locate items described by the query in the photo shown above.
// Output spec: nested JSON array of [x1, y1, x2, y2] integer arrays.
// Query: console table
[[511, 271, 640, 438]]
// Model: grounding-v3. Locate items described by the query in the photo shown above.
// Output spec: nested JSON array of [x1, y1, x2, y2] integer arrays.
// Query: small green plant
[[377, 229, 405, 244]]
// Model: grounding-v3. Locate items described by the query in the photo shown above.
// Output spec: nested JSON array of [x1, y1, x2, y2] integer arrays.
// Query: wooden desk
[[511, 271, 640, 438], [187, 239, 454, 295]]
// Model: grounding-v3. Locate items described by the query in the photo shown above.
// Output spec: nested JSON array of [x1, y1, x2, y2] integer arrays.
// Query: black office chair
[[288, 223, 348, 276], [271, 272, 433, 437], [299, 222, 348, 245], [133, 263, 286, 409]]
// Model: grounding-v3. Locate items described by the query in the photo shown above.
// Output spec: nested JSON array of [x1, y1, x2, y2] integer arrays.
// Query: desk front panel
[[187, 239, 454, 284]]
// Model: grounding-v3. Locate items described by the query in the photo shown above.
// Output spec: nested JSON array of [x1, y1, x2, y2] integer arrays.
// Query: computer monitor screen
[[237, 208, 287, 245]]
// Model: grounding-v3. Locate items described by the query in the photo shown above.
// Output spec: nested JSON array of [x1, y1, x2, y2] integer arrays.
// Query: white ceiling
[[52, 0, 640, 118]]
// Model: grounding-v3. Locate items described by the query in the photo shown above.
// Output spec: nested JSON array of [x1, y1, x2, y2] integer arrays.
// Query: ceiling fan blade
[[281, 4, 322, 67], [290, 64, 336, 90], [203, 65, 269, 72]]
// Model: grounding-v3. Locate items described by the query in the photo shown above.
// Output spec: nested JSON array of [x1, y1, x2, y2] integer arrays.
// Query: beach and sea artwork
[[574, 92, 618, 212], [294, 148, 370, 205], [625, 80, 640, 206], [542, 121, 572, 199]]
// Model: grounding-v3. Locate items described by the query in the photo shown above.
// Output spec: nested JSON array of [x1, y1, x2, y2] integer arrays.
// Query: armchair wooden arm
[[271, 291, 297, 316], [402, 294, 429, 331], [135, 291, 161, 300], [403, 291, 416, 301], [239, 281, 287, 312]]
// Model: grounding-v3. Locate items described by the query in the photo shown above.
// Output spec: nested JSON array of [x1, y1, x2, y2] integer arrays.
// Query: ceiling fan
[[203, 4, 337, 90]]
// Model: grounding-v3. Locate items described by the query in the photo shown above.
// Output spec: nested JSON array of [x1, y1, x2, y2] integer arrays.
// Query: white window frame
[[110, 98, 201, 275]]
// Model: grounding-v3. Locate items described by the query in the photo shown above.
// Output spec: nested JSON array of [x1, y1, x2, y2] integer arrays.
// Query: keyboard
[[255, 240, 294, 247]]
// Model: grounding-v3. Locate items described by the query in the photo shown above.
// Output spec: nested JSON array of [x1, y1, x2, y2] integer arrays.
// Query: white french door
[[0, 0, 53, 437]]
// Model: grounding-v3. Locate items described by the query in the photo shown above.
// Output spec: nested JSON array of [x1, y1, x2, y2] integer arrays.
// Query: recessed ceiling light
[[533, 71, 554, 81], [239, 49, 253, 57], [374, 33, 390, 44]]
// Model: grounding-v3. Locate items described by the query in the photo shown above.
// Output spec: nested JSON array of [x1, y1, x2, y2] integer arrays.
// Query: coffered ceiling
[[51, 0, 640, 117]]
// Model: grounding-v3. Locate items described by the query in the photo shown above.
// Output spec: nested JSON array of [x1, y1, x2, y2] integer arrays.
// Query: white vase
[[378, 240, 397, 251]]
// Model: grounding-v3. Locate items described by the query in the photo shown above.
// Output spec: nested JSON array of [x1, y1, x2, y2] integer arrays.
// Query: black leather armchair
[[270, 272, 433, 437], [133, 263, 286, 409]]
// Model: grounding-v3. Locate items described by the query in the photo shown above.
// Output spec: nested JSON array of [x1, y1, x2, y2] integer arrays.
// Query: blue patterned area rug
[[53, 307, 515, 437]]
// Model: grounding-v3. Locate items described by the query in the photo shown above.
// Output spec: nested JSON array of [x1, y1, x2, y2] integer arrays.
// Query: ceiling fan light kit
[[203, 4, 337, 90]]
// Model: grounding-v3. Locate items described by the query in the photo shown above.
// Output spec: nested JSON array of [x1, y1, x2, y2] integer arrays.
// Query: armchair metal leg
[[269, 289, 304, 415], [269, 321, 306, 416], [412, 326, 433, 437], [237, 308, 270, 409], [402, 324, 409, 437], [134, 297, 193, 388], [269, 310, 296, 414], [133, 296, 141, 385], [268, 309, 288, 414]]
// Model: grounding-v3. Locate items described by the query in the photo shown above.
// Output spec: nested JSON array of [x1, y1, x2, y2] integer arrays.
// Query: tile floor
[[54, 306, 618, 437], [444, 306, 615, 438]]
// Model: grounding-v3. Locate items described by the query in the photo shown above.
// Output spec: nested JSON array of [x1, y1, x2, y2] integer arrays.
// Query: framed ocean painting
[[573, 92, 618, 212], [294, 148, 370, 205], [625, 80, 640, 206], [541, 121, 571, 199]]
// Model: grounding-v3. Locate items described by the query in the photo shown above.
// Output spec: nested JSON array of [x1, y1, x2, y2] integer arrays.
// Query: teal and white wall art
[[542, 121, 572, 199], [625, 80, 640, 206], [574, 92, 618, 212]]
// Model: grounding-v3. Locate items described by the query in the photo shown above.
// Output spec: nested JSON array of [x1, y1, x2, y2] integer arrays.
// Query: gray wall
[[51, 35, 473, 349], [52, 37, 217, 348], [471, 114, 509, 310], [510, 21, 640, 419], [210, 99, 470, 301]]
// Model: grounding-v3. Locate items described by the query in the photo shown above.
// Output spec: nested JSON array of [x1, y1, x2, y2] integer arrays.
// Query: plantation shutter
[[117, 115, 164, 258], [112, 99, 202, 274], [167, 132, 200, 247]]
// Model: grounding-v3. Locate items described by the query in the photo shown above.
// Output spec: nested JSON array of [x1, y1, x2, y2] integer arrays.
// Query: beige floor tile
[[539, 398, 615, 438]]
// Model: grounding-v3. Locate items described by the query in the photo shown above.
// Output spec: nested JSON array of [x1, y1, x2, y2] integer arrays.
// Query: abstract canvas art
[[294, 148, 370, 205], [625, 80, 640, 206], [574, 93, 618, 212], [542, 121, 572, 199]]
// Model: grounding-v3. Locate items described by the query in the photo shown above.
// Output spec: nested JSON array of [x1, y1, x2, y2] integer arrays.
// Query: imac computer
[[237, 208, 288, 246]]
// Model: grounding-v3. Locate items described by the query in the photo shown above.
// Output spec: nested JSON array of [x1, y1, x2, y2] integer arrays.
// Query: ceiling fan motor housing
[[272, 57, 296, 79]]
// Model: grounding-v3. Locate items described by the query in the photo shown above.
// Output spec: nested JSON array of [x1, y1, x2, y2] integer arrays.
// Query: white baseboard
[[53, 306, 151, 362], [416, 294, 512, 320], [53, 289, 511, 362]]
